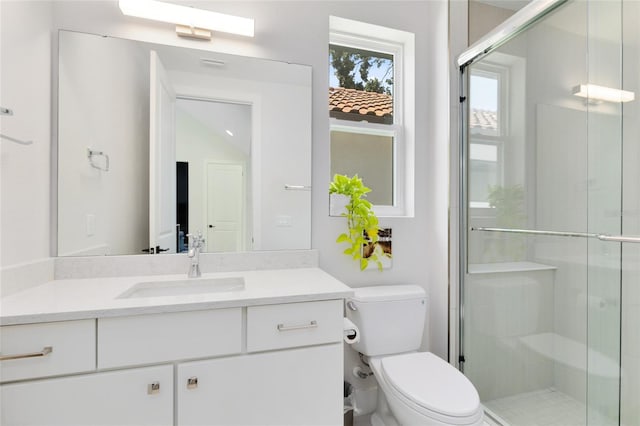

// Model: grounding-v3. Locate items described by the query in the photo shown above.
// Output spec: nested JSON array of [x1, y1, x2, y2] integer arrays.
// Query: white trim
[[329, 16, 415, 217], [330, 120, 398, 137]]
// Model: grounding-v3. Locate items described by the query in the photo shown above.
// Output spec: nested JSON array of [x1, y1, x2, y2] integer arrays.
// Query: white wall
[[57, 31, 150, 256], [1, 1, 450, 359], [0, 1, 53, 267], [468, 0, 515, 45]]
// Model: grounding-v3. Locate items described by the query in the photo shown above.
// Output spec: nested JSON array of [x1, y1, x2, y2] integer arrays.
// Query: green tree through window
[[329, 44, 393, 96]]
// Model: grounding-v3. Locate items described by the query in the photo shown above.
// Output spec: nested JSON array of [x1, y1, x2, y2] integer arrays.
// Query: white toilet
[[346, 285, 484, 426]]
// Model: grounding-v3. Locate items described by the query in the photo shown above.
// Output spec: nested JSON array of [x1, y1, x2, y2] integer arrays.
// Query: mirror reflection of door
[[175, 98, 252, 253], [206, 162, 245, 252], [149, 50, 177, 254]]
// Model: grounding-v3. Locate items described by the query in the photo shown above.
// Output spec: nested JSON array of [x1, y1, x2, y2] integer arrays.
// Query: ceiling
[[474, 0, 531, 12], [176, 98, 252, 156]]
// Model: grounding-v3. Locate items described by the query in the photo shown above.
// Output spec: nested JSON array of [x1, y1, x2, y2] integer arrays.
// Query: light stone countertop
[[0, 268, 353, 326]]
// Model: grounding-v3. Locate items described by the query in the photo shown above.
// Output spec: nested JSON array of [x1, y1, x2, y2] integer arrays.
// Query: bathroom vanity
[[0, 268, 351, 425]]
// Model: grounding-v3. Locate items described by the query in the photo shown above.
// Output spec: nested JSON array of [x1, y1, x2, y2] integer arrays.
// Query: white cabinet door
[[1, 365, 173, 426], [177, 344, 343, 426]]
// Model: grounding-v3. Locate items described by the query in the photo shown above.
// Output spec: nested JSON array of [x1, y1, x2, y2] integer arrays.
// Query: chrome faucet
[[187, 232, 205, 278]]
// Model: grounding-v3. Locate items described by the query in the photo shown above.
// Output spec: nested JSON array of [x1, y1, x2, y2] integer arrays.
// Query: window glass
[[329, 44, 394, 125], [470, 73, 499, 136], [469, 69, 502, 207], [330, 130, 394, 205]]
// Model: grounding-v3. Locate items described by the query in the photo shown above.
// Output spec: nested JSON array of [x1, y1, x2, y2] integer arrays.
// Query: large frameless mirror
[[57, 30, 312, 256]]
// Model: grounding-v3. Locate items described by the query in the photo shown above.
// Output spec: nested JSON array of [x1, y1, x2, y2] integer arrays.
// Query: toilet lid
[[380, 352, 480, 418]]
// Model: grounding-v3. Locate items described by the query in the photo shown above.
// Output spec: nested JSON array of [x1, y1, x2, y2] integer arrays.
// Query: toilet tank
[[346, 285, 427, 357]]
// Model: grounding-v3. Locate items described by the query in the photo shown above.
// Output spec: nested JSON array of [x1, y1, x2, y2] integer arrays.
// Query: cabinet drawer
[[98, 309, 242, 369], [0, 319, 95, 383], [247, 300, 343, 352]]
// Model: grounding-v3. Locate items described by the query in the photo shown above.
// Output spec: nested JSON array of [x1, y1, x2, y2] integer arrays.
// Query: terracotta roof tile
[[470, 109, 498, 130], [329, 87, 393, 124], [329, 87, 498, 131]]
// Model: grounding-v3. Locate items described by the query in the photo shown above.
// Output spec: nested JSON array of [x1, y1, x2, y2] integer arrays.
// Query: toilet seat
[[377, 352, 483, 424]]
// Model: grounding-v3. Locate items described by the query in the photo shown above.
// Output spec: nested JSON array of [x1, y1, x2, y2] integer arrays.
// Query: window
[[469, 64, 507, 208], [329, 16, 414, 217]]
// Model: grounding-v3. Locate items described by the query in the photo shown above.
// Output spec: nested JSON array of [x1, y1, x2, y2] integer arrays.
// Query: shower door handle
[[472, 227, 640, 243], [597, 235, 640, 243]]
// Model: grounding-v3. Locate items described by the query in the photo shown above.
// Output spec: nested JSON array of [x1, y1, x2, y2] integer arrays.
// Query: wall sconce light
[[118, 0, 254, 40], [573, 84, 635, 103]]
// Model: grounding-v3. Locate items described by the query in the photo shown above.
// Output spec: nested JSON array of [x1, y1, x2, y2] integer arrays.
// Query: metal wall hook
[[0, 133, 32, 145], [1, 106, 33, 145], [87, 148, 110, 172]]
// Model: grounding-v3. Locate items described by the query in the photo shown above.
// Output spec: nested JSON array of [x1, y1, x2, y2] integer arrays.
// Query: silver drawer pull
[[277, 320, 318, 332], [0, 346, 53, 361]]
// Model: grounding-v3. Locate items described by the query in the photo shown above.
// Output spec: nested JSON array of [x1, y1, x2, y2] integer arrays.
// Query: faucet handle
[[187, 232, 205, 248]]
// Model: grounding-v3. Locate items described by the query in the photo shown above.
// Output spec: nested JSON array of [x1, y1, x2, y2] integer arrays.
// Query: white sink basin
[[117, 277, 245, 299]]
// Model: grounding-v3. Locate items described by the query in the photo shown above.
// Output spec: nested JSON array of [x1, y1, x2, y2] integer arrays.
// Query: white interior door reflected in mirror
[[206, 162, 246, 252], [149, 51, 176, 254]]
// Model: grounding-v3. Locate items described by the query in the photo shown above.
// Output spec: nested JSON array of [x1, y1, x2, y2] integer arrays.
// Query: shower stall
[[458, 0, 639, 425]]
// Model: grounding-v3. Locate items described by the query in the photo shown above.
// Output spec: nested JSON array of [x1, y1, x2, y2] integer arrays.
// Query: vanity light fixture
[[573, 84, 635, 103], [118, 0, 254, 40]]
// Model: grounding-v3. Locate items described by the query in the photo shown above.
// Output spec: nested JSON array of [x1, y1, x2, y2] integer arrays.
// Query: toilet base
[[371, 412, 397, 426], [371, 388, 399, 426]]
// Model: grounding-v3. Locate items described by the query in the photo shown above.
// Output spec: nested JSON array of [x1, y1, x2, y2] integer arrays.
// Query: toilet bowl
[[345, 285, 484, 426], [369, 353, 484, 426]]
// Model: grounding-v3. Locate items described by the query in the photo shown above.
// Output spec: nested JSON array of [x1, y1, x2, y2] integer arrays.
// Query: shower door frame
[[456, 0, 569, 373]]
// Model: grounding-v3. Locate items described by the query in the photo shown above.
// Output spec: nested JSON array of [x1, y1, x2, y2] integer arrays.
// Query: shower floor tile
[[484, 388, 611, 426]]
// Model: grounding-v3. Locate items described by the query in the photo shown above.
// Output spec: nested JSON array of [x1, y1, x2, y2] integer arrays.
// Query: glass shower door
[[459, 0, 632, 424], [585, 2, 622, 424]]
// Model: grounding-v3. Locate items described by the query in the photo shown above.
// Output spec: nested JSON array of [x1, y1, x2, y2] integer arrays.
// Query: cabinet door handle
[[148, 381, 160, 395], [0, 346, 52, 361], [277, 320, 317, 332], [187, 376, 198, 389]]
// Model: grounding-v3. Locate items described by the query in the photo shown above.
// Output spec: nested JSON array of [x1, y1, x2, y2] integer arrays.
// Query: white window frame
[[329, 16, 415, 217]]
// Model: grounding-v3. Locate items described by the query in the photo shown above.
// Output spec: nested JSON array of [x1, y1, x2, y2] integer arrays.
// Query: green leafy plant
[[329, 174, 385, 270], [487, 184, 526, 228], [486, 184, 526, 261]]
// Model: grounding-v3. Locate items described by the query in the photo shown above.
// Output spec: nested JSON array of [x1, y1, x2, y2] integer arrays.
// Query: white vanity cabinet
[[0, 319, 173, 425], [177, 300, 344, 426], [0, 299, 345, 426], [1, 365, 174, 426]]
